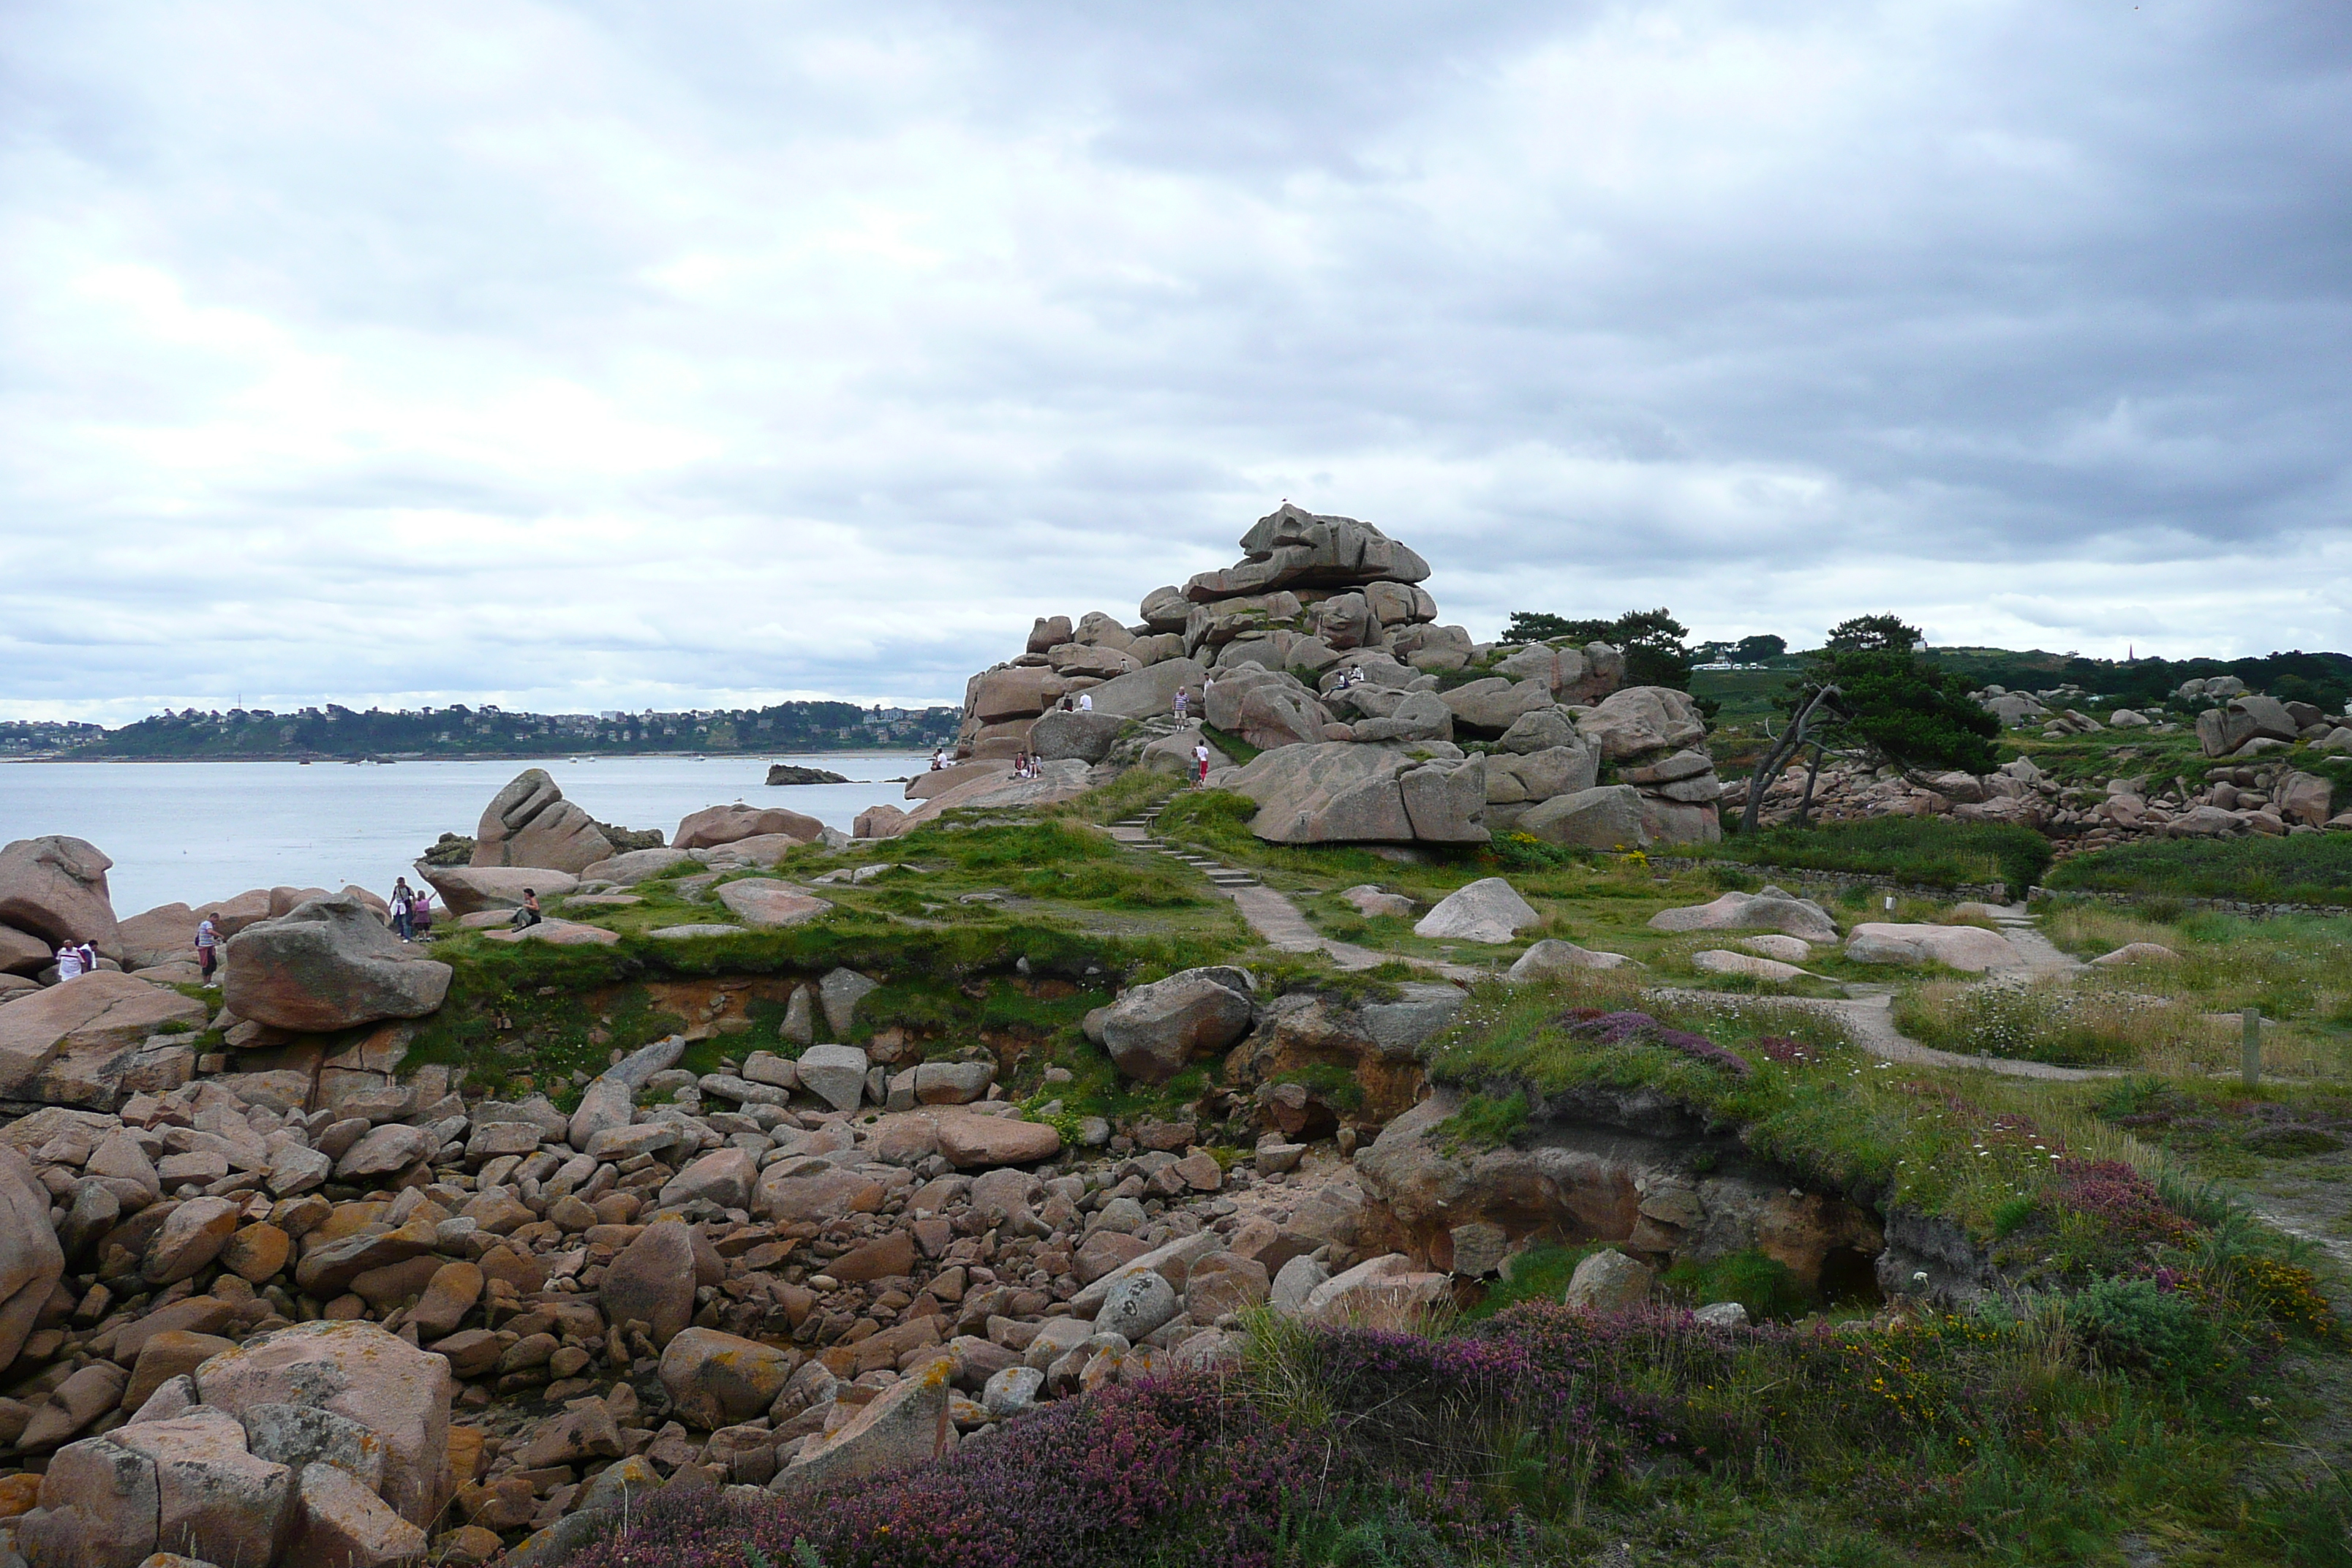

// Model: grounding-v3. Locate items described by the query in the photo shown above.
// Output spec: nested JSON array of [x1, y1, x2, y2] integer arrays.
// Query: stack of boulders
[[424, 770, 840, 913], [2193, 693, 2352, 759], [1729, 751, 2348, 853], [0, 957, 1487, 1565], [901, 503, 1729, 848]]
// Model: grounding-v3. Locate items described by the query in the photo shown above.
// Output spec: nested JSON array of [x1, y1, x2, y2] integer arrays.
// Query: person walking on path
[[194, 913, 220, 985], [389, 878, 417, 941], [1194, 740, 1213, 786], [513, 890, 544, 930], [53, 941, 84, 981]]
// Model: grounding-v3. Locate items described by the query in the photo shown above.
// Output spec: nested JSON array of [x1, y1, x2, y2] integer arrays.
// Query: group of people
[[1011, 752, 1039, 779], [387, 878, 438, 941], [1331, 663, 1369, 689], [1055, 691, 1095, 712], [50, 938, 102, 981]]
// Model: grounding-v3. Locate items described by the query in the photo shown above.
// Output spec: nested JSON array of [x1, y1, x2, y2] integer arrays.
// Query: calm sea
[[0, 754, 919, 919]]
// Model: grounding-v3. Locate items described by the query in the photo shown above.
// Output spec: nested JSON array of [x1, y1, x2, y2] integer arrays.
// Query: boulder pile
[[0, 957, 1493, 1566], [897, 503, 1730, 848], [1728, 753, 2349, 857]]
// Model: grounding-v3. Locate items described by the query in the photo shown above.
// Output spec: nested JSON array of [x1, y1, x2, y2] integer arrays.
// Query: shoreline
[[0, 748, 935, 766]]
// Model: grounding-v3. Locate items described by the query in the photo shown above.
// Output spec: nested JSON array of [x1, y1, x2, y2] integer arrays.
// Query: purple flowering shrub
[[1561, 1009, 1754, 1077], [565, 1373, 1494, 1568]]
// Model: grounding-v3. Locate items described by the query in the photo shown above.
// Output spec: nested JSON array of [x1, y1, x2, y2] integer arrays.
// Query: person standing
[[53, 941, 84, 981], [389, 878, 416, 941], [194, 913, 220, 985], [76, 941, 98, 977], [1194, 740, 1213, 786], [1173, 690, 1188, 722], [411, 888, 435, 938]]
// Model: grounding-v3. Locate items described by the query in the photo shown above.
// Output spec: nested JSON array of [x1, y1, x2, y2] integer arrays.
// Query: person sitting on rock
[[1078, 691, 1093, 712], [513, 890, 544, 930]]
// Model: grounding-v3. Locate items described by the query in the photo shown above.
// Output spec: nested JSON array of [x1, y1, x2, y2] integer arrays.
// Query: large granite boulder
[[1575, 686, 1709, 761], [27, 1405, 294, 1568], [224, 894, 453, 1033], [1441, 678, 1556, 736], [188, 1319, 453, 1526], [1102, 967, 1256, 1083], [1648, 887, 1838, 942], [114, 902, 199, 971], [1028, 709, 1128, 764], [1083, 656, 1207, 719], [1518, 785, 1649, 850], [893, 759, 1093, 833], [1228, 744, 1487, 845], [1413, 879, 1540, 944], [1183, 504, 1431, 600], [1490, 641, 1625, 705], [470, 769, 616, 874], [0, 973, 208, 1107], [674, 804, 823, 851], [2197, 695, 2303, 757], [0, 1146, 64, 1372], [415, 864, 578, 916], [1482, 744, 1597, 805], [0, 837, 122, 959], [1844, 923, 2024, 972]]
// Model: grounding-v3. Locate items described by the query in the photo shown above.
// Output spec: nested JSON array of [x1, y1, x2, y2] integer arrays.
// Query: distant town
[[0, 701, 964, 761]]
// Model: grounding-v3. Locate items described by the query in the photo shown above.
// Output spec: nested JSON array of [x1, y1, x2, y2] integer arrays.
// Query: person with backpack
[[389, 878, 417, 941]]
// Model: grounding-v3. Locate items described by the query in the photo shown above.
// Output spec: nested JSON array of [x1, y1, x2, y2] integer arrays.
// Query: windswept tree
[[1740, 615, 1999, 834]]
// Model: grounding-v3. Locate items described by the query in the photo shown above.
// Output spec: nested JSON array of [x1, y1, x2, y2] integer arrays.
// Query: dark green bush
[[2070, 1275, 2217, 1376]]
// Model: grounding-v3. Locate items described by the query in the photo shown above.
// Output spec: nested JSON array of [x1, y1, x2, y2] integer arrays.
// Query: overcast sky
[[4, 1, 2347, 724]]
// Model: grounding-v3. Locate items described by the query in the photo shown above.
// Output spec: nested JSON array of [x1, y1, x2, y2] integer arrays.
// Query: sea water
[[0, 754, 920, 918]]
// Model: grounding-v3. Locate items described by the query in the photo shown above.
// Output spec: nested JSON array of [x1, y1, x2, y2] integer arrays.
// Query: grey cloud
[[3, 0, 2348, 726]]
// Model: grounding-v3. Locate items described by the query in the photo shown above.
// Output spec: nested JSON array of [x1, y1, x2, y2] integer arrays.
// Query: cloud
[[2, 0, 2348, 724]]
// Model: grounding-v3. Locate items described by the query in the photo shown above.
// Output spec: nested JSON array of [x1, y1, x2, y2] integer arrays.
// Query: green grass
[[1698, 815, 2052, 896], [1423, 968, 2147, 1239], [2048, 834, 2352, 908]]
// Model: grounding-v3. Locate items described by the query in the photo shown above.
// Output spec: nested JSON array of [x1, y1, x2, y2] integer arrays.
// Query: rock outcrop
[[0, 837, 123, 962], [223, 894, 453, 1034], [471, 771, 617, 875]]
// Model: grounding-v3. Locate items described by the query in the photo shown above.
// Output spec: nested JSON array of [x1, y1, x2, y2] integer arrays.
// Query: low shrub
[[2046, 833, 2352, 907], [2069, 1275, 2218, 1376], [1701, 815, 2052, 895]]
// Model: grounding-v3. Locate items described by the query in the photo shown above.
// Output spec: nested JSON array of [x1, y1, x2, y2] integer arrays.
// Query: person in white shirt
[[1194, 742, 1213, 785], [195, 914, 220, 984], [1078, 692, 1093, 712], [54, 942, 84, 981]]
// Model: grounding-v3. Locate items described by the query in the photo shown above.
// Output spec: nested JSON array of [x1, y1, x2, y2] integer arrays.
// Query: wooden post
[[2242, 1008, 2262, 1086]]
